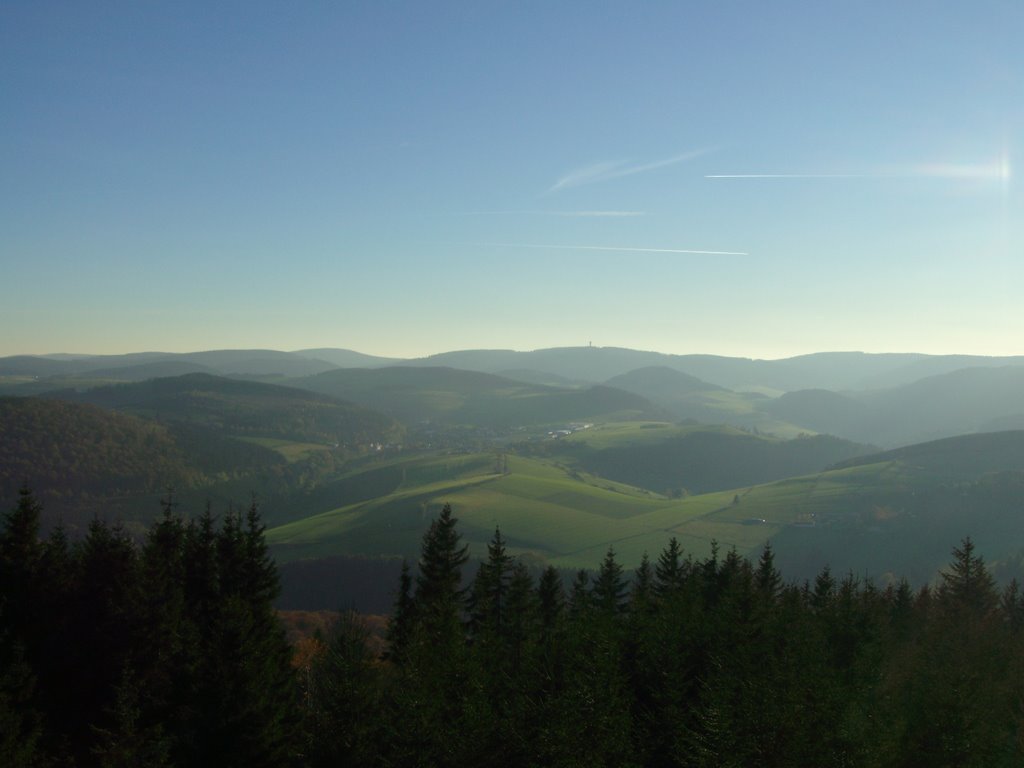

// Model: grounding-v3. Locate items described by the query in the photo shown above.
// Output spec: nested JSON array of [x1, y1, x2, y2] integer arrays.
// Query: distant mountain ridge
[[0, 349, 339, 380], [5, 346, 1024, 392]]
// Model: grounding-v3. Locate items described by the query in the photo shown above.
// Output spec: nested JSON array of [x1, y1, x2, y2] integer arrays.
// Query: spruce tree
[[654, 536, 685, 600], [182, 500, 298, 767], [64, 519, 141, 758], [414, 503, 469, 643], [304, 611, 382, 767], [592, 547, 627, 615], [384, 560, 414, 664], [568, 569, 591, 619], [537, 565, 564, 636], [0, 486, 43, 649], [468, 527, 512, 641], [755, 542, 782, 600], [631, 552, 653, 612], [504, 561, 536, 673], [391, 503, 472, 766], [938, 537, 998, 618], [0, 621, 39, 767]]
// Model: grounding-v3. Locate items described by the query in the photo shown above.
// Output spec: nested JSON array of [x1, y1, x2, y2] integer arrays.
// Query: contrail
[[706, 174, 869, 179], [458, 210, 647, 217], [706, 162, 1010, 180], [548, 148, 714, 194], [470, 242, 748, 256]]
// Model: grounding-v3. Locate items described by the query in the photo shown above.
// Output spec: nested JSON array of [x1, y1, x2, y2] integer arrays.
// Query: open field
[[267, 431, 1024, 584], [236, 436, 334, 463], [265, 448, 901, 572]]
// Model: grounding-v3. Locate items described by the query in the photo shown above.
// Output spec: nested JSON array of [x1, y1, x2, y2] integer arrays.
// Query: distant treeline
[[4, 492, 1024, 767]]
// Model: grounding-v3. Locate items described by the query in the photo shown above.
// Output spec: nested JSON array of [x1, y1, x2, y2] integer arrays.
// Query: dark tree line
[[5, 490, 1024, 767], [0, 487, 296, 767], [307, 507, 1024, 768]]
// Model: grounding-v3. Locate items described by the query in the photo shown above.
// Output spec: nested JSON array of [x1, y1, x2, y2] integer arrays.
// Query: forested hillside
[[0, 397, 202, 502], [520, 422, 872, 495], [0, 379, 403, 530], [291, 366, 662, 426], [47, 373, 402, 448], [6, 492, 1024, 767]]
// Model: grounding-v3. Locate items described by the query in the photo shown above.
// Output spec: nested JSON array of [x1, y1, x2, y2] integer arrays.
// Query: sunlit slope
[[268, 431, 1024, 581], [265, 447, 890, 573], [265, 446, 891, 572], [520, 420, 873, 496], [267, 453, 683, 566]]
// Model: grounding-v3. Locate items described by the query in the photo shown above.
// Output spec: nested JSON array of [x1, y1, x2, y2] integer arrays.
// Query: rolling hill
[[265, 430, 1024, 610], [0, 349, 339, 383], [0, 396, 285, 530], [44, 373, 402, 448], [519, 421, 874, 496], [2, 376, 405, 530], [290, 366, 662, 427], [763, 367, 1024, 446]]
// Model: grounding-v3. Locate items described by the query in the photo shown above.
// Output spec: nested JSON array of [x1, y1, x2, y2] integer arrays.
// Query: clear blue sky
[[2, 1, 1020, 358]]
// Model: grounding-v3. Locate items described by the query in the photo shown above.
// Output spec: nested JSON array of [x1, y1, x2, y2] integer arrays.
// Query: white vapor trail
[[706, 162, 1010, 181], [471, 242, 748, 256], [460, 210, 647, 217], [548, 148, 714, 194], [706, 174, 868, 179]]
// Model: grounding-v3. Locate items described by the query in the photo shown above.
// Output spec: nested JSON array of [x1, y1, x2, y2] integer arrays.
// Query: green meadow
[[266, 429, 1024, 584], [236, 436, 334, 463], [265, 444, 929, 573]]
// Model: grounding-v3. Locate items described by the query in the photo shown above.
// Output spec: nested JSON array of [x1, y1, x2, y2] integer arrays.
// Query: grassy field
[[236, 436, 334, 463], [558, 421, 754, 449], [266, 445, 904, 572], [268, 452, 677, 565], [267, 431, 1024, 584]]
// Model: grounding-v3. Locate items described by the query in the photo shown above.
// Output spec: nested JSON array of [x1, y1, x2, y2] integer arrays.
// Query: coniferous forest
[[4, 490, 1024, 767]]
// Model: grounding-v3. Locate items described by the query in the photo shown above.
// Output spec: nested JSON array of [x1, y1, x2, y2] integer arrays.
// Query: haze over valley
[[5, 3, 1024, 764], [4, 343, 1024, 612]]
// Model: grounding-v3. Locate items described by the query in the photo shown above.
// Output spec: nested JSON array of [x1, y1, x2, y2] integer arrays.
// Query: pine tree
[[182, 500, 298, 767], [64, 519, 141, 758], [631, 552, 653, 612], [384, 560, 414, 664], [0, 486, 46, 758], [568, 569, 591, 619], [654, 536, 685, 600], [414, 503, 469, 643], [135, 499, 197, 758], [1001, 579, 1024, 632], [592, 547, 627, 615], [938, 537, 998, 618], [755, 542, 782, 600], [304, 611, 382, 767], [388, 503, 473, 766], [504, 561, 536, 673], [537, 565, 564, 636], [0, 485, 43, 647], [468, 527, 512, 640], [889, 538, 1016, 768], [0, 622, 39, 767]]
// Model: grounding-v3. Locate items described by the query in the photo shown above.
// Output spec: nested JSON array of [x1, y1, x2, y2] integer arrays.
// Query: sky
[[2, 1, 1021, 359]]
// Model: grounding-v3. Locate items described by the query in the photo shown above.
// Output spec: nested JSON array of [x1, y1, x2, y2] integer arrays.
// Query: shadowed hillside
[[291, 366, 663, 427], [45, 373, 402, 447]]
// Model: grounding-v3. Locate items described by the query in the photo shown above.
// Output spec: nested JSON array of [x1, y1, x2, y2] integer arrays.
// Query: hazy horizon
[[4, 341, 1024, 364], [3, 2, 1020, 359]]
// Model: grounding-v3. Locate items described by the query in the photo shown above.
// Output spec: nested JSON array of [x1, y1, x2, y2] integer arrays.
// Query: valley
[[4, 345, 1024, 610]]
